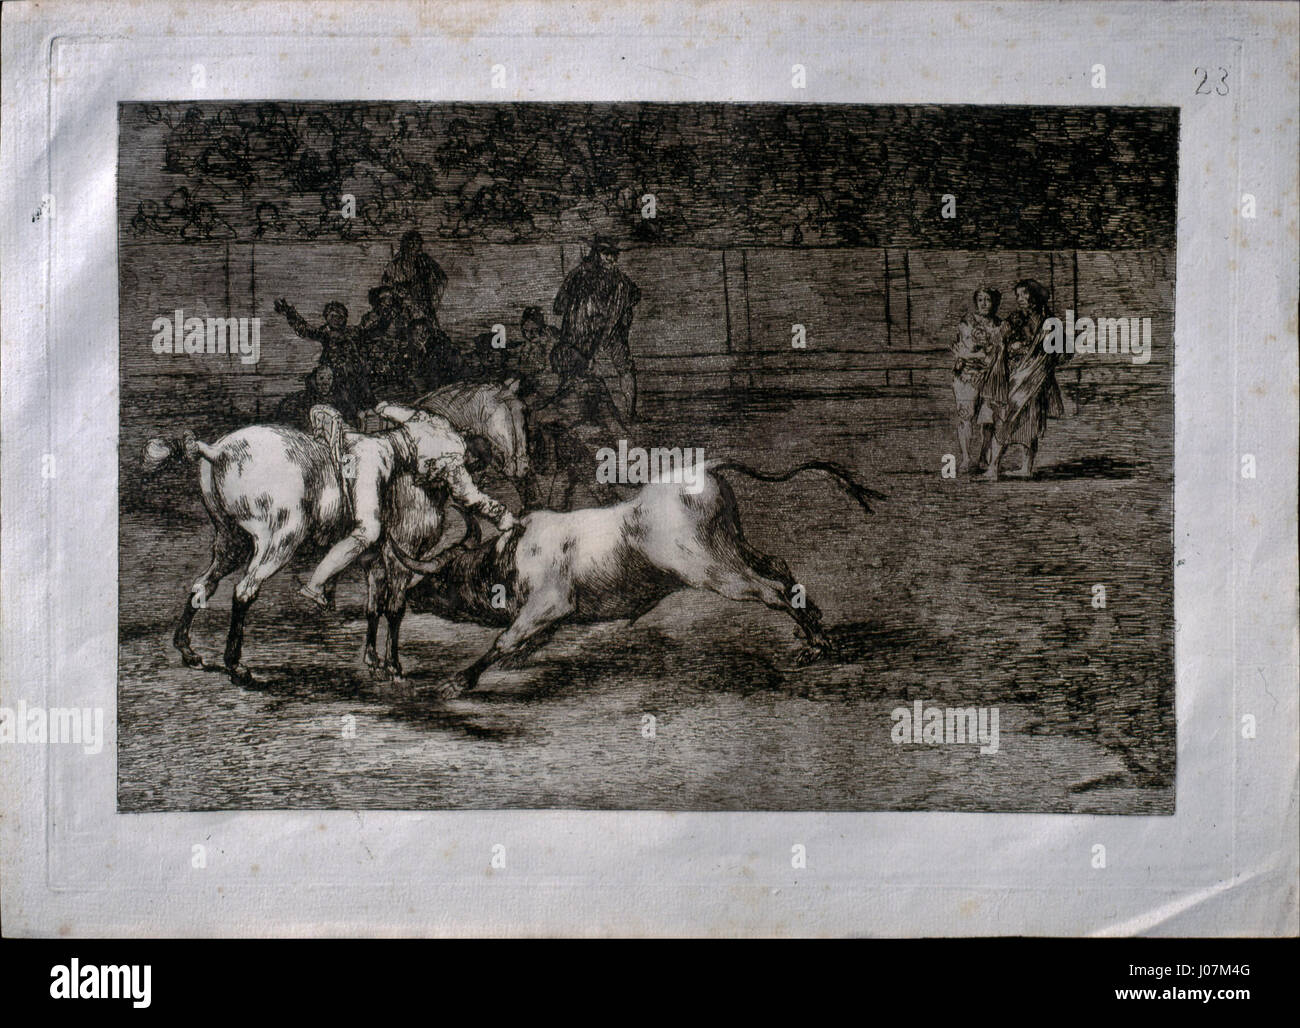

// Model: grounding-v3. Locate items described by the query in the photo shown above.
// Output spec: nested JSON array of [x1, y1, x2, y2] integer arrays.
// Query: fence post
[[883, 248, 892, 347], [903, 249, 912, 348], [250, 241, 261, 420], [722, 249, 734, 391], [741, 249, 755, 390]]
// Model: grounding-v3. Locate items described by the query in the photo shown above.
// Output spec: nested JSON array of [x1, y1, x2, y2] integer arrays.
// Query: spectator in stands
[[274, 298, 372, 421], [359, 286, 412, 398], [382, 228, 448, 331], [272, 364, 339, 427], [471, 306, 557, 399], [408, 317, 465, 394]]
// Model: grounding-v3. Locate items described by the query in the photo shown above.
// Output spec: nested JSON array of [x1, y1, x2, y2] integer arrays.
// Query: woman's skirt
[[998, 353, 1063, 446]]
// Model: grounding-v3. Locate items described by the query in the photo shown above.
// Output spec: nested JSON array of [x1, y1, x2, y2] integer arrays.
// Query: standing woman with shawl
[[983, 278, 1070, 480]]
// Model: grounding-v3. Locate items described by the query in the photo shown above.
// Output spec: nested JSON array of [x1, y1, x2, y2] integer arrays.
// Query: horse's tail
[[142, 430, 221, 471], [708, 459, 887, 515]]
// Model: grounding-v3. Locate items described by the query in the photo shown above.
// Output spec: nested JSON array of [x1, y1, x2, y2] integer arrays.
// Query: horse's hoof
[[178, 647, 203, 669], [363, 647, 381, 669], [229, 664, 255, 687], [382, 660, 404, 679]]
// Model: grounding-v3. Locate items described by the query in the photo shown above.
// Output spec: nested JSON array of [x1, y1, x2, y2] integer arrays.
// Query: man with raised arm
[[274, 298, 373, 422]]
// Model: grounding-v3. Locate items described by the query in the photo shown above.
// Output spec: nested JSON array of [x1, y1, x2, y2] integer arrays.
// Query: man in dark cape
[[551, 235, 641, 421]]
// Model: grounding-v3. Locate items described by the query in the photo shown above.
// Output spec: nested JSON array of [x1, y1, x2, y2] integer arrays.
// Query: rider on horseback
[[298, 400, 517, 610]]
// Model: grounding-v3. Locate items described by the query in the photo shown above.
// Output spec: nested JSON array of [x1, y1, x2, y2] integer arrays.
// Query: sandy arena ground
[[117, 382, 1173, 812]]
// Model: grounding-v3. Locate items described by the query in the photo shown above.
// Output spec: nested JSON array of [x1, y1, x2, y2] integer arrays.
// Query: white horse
[[146, 381, 530, 684]]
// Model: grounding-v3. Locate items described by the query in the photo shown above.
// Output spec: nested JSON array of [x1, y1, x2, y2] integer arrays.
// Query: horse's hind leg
[[224, 520, 306, 685], [174, 526, 249, 668]]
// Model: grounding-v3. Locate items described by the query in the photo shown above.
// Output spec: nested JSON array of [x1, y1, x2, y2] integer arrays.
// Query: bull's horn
[[386, 535, 462, 575]]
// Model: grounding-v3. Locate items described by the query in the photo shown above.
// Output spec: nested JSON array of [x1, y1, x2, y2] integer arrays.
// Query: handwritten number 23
[[1194, 67, 1229, 95]]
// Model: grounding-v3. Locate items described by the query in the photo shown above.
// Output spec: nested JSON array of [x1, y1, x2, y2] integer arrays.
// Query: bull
[[384, 459, 885, 697]]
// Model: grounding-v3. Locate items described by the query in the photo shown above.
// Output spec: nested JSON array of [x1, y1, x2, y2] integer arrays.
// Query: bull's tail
[[708, 459, 886, 514], [142, 430, 222, 471]]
